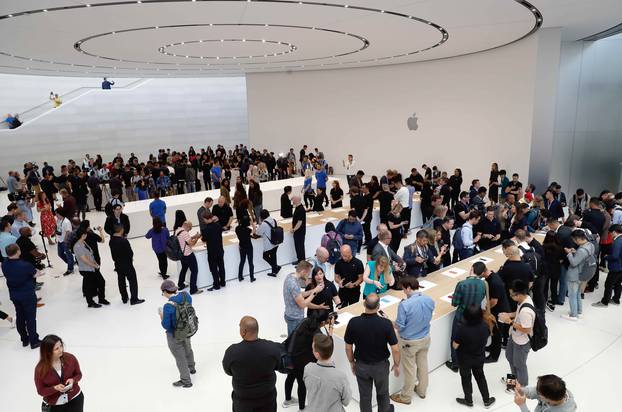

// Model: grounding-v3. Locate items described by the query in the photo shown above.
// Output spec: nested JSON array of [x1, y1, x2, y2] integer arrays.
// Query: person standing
[[452, 305, 496, 408], [73, 228, 108, 308], [334, 245, 364, 307], [343, 154, 355, 187], [108, 224, 145, 305], [280, 186, 293, 218], [498, 280, 535, 388], [104, 204, 130, 237], [235, 214, 255, 282], [593, 224, 622, 307], [336, 210, 364, 254], [197, 197, 214, 233], [1, 244, 40, 348], [159, 280, 196, 388], [145, 217, 170, 279], [390, 277, 435, 405], [36, 192, 56, 245], [344, 294, 400, 412], [257, 209, 281, 277], [200, 212, 226, 291], [291, 196, 306, 263], [175, 221, 203, 294], [149, 192, 167, 227], [55, 208, 74, 276], [304, 333, 352, 412], [283, 261, 325, 335], [34, 335, 84, 411], [446, 264, 487, 372], [223, 316, 282, 412]]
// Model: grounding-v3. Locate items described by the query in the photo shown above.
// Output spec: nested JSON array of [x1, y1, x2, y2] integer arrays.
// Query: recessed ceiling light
[[8, 14, 13, 17], [86, 5, 91, 8], [537, 18, 542, 22], [43, 9, 48, 12]]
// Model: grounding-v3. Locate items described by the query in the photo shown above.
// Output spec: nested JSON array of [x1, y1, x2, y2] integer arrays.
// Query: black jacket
[[104, 213, 130, 237]]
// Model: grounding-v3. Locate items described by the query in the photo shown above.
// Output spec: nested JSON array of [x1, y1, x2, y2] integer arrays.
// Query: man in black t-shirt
[[16, 227, 45, 270], [212, 196, 234, 231], [453, 191, 471, 228], [377, 184, 394, 225], [506, 173, 523, 199], [345, 294, 400, 412], [477, 207, 502, 251], [222, 316, 281, 411], [280, 186, 293, 218], [473, 262, 510, 362], [335, 245, 364, 307], [498, 241, 534, 312], [291, 196, 306, 263]]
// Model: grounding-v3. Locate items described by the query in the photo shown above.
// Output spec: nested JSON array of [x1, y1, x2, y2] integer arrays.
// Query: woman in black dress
[[489, 163, 500, 204], [387, 202, 407, 253], [329, 180, 344, 208]]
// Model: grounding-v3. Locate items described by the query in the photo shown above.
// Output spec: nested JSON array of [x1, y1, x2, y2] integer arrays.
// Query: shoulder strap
[[265, 219, 274, 229], [518, 302, 536, 313]]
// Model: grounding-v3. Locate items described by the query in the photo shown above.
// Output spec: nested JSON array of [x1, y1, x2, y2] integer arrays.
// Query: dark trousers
[[12, 294, 39, 346], [208, 250, 226, 288], [303, 192, 314, 209], [48, 392, 84, 412], [156, 252, 168, 276], [459, 363, 490, 403], [239, 245, 254, 280], [346, 175, 353, 188], [601, 270, 622, 304], [363, 220, 372, 245], [116, 266, 139, 302], [80, 270, 106, 304], [338, 287, 361, 308], [355, 359, 391, 412], [92, 190, 102, 211], [284, 366, 306, 410], [262, 247, 279, 274], [77, 202, 87, 220], [401, 207, 412, 233], [450, 312, 463, 365], [294, 231, 305, 262], [232, 390, 277, 412], [548, 263, 561, 303], [179, 253, 199, 293], [488, 322, 509, 361], [532, 275, 548, 311], [203, 176, 212, 191]]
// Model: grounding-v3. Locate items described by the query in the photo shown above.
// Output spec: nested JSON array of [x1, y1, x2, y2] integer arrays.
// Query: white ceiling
[[0, 0, 619, 77]]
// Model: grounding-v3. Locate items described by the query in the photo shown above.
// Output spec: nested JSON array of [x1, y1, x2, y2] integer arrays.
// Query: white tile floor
[[0, 202, 619, 412]]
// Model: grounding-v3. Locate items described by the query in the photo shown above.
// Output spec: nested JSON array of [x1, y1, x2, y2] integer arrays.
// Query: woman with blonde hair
[[302, 168, 315, 210], [362, 255, 394, 298]]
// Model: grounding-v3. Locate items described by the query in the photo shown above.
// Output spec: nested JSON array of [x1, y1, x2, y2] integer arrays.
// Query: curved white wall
[[247, 36, 540, 188]]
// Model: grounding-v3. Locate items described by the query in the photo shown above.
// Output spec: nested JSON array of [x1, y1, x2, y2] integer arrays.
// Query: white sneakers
[[561, 314, 578, 321], [282, 398, 298, 408]]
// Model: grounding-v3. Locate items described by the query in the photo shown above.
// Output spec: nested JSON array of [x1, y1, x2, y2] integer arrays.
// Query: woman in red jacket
[[34, 335, 84, 411]]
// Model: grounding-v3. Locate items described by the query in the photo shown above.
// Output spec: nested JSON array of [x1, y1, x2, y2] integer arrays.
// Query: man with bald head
[[335, 244, 364, 307], [310, 246, 329, 278], [345, 293, 400, 412], [291, 195, 306, 263], [223, 316, 282, 412]]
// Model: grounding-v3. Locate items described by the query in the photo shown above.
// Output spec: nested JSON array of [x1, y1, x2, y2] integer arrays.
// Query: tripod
[[39, 231, 53, 268]]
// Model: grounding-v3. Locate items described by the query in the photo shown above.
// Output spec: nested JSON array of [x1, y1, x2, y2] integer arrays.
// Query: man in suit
[[200, 211, 226, 291], [108, 224, 144, 305], [104, 204, 130, 237], [371, 229, 405, 269], [1, 244, 41, 348]]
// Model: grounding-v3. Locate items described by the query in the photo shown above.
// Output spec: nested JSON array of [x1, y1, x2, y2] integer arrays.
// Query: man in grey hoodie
[[514, 374, 577, 412], [563, 230, 595, 321]]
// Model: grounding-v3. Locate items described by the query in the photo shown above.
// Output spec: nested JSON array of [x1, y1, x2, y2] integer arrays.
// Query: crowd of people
[[3, 144, 617, 411]]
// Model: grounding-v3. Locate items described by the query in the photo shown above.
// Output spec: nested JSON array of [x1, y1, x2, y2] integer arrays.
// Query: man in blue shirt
[[391, 277, 435, 405], [0, 219, 18, 259], [158, 280, 196, 388], [149, 192, 167, 227], [336, 210, 364, 253], [1, 243, 40, 348], [314, 163, 329, 206]]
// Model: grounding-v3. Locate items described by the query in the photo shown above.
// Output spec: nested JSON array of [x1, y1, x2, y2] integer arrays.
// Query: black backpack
[[265, 219, 284, 245], [165, 230, 186, 261], [518, 245, 542, 278], [278, 323, 300, 374], [325, 232, 342, 263], [519, 302, 548, 352]]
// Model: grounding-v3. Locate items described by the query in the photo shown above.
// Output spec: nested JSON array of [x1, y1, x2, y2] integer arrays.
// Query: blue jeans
[[17, 200, 33, 222], [557, 266, 568, 304], [284, 315, 303, 336], [567, 280, 582, 317], [57, 242, 74, 271], [186, 181, 196, 193]]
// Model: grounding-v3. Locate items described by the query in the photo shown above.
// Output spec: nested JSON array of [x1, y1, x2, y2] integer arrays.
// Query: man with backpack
[[159, 280, 198, 388], [563, 230, 596, 321], [498, 279, 536, 388], [257, 209, 282, 277]]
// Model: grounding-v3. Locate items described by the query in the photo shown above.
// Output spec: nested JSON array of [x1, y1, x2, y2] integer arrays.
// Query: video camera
[[8, 190, 35, 202]]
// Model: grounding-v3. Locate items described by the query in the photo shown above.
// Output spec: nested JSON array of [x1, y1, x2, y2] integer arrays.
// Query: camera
[[8, 190, 34, 202]]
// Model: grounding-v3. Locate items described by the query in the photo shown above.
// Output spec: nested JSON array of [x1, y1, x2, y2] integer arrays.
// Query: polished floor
[[0, 199, 618, 412]]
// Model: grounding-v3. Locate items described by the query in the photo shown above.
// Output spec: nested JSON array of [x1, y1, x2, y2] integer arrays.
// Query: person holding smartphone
[[513, 375, 577, 412], [35, 335, 84, 412]]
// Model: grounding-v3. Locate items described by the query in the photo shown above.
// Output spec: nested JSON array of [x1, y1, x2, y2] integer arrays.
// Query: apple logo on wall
[[407, 113, 419, 131]]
